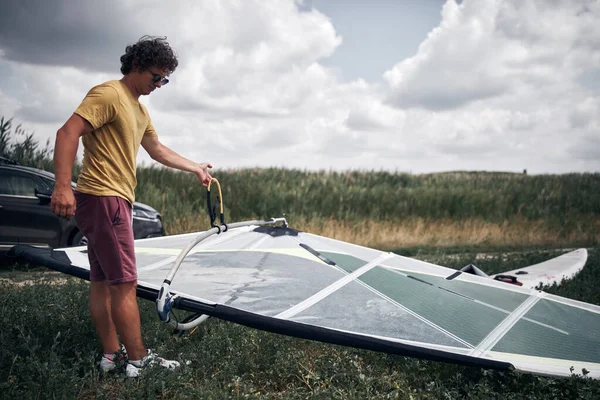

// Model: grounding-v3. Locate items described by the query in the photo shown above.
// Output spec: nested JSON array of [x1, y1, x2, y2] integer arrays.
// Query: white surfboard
[[491, 248, 588, 289]]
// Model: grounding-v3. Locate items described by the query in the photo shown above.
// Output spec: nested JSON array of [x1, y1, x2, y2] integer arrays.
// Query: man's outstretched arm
[[52, 114, 94, 219], [141, 135, 213, 186]]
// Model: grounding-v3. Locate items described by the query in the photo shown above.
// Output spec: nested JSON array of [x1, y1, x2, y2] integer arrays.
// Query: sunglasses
[[150, 72, 169, 86]]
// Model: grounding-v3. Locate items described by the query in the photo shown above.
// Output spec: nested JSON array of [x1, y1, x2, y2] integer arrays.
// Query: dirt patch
[[0, 276, 69, 287], [0, 268, 70, 287]]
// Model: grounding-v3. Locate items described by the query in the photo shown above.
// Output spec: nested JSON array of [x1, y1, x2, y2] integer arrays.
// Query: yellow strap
[[208, 178, 224, 215]]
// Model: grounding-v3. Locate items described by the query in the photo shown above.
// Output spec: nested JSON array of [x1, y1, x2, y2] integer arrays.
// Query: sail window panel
[[357, 266, 509, 346], [322, 251, 529, 313], [394, 270, 529, 312], [492, 299, 600, 364], [290, 281, 471, 349], [167, 251, 346, 315]]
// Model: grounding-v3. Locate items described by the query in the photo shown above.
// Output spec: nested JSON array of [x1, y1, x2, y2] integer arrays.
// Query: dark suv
[[0, 158, 164, 254]]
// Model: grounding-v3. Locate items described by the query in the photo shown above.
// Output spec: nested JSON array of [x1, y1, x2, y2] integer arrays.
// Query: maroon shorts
[[74, 191, 137, 284]]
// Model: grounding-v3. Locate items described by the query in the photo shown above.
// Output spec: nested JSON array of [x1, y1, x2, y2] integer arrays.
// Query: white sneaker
[[99, 344, 127, 372], [125, 349, 180, 378]]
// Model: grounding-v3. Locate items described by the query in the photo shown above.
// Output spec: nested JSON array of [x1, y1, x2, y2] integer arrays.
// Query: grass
[[2, 119, 599, 250], [1, 247, 599, 399], [134, 167, 600, 228], [133, 166, 600, 252], [291, 216, 599, 252]]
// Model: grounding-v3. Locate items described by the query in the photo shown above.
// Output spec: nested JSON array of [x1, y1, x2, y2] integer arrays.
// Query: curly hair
[[120, 35, 179, 75]]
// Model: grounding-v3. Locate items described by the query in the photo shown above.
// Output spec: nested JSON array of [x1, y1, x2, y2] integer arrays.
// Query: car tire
[[71, 231, 88, 247]]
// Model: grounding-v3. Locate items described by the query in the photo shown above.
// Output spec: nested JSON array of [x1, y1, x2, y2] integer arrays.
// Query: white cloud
[[570, 97, 600, 129], [377, 0, 600, 173], [383, 0, 600, 110], [569, 133, 600, 161], [0, 0, 599, 174], [0, 89, 20, 119]]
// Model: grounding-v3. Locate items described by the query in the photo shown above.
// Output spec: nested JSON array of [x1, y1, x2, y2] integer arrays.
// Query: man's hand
[[51, 186, 76, 220], [194, 162, 213, 186]]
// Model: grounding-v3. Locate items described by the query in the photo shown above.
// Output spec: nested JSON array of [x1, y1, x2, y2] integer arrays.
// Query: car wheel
[[72, 231, 88, 246]]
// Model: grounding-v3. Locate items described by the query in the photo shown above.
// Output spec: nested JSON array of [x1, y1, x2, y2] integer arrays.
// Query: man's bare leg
[[109, 281, 147, 361], [89, 281, 120, 354]]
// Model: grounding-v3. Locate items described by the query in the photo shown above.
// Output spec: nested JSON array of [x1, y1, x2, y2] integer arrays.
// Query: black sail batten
[[9, 245, 90, 281]]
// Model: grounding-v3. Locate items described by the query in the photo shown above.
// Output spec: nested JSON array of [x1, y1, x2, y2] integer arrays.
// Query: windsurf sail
[[8, 180, 600, 380]]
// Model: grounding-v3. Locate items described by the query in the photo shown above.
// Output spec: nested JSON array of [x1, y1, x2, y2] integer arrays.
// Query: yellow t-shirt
[[74, 80, 157, 205]]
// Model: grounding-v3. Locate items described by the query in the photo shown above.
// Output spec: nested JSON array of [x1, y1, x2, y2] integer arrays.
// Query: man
[[50, 36, 212, 378]]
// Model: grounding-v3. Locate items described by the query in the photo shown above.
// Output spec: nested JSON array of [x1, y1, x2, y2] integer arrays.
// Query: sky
[[0, 0, 598, 174]]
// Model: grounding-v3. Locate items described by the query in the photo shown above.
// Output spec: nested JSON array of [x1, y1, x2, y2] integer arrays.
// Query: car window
[[40, 176, 55, 190], [0, 169, 38, 196], [39, 175, 76, 190]]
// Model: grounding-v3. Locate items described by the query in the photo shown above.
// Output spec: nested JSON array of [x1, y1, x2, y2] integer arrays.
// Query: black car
[[0, 159, 164, 255]]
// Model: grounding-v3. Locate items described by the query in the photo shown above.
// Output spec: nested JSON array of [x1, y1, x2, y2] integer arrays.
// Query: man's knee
[[108, 280, 138, 299], [90, 280, 110, 297]]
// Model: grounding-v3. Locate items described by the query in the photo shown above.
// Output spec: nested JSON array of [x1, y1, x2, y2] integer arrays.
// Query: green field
[[133, 166, 600, 252], [1, 120, 600, 398], [3, 116, 599, 250]]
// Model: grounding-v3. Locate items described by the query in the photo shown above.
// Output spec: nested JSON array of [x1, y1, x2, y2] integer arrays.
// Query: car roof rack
[[0, 156, 19, 165]]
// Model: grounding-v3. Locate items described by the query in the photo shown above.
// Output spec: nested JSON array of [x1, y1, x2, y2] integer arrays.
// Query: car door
[[0, 168, 65, 249]]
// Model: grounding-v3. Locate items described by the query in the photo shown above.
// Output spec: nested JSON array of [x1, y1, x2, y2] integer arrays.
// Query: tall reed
[[3, 116, 598, 249]]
